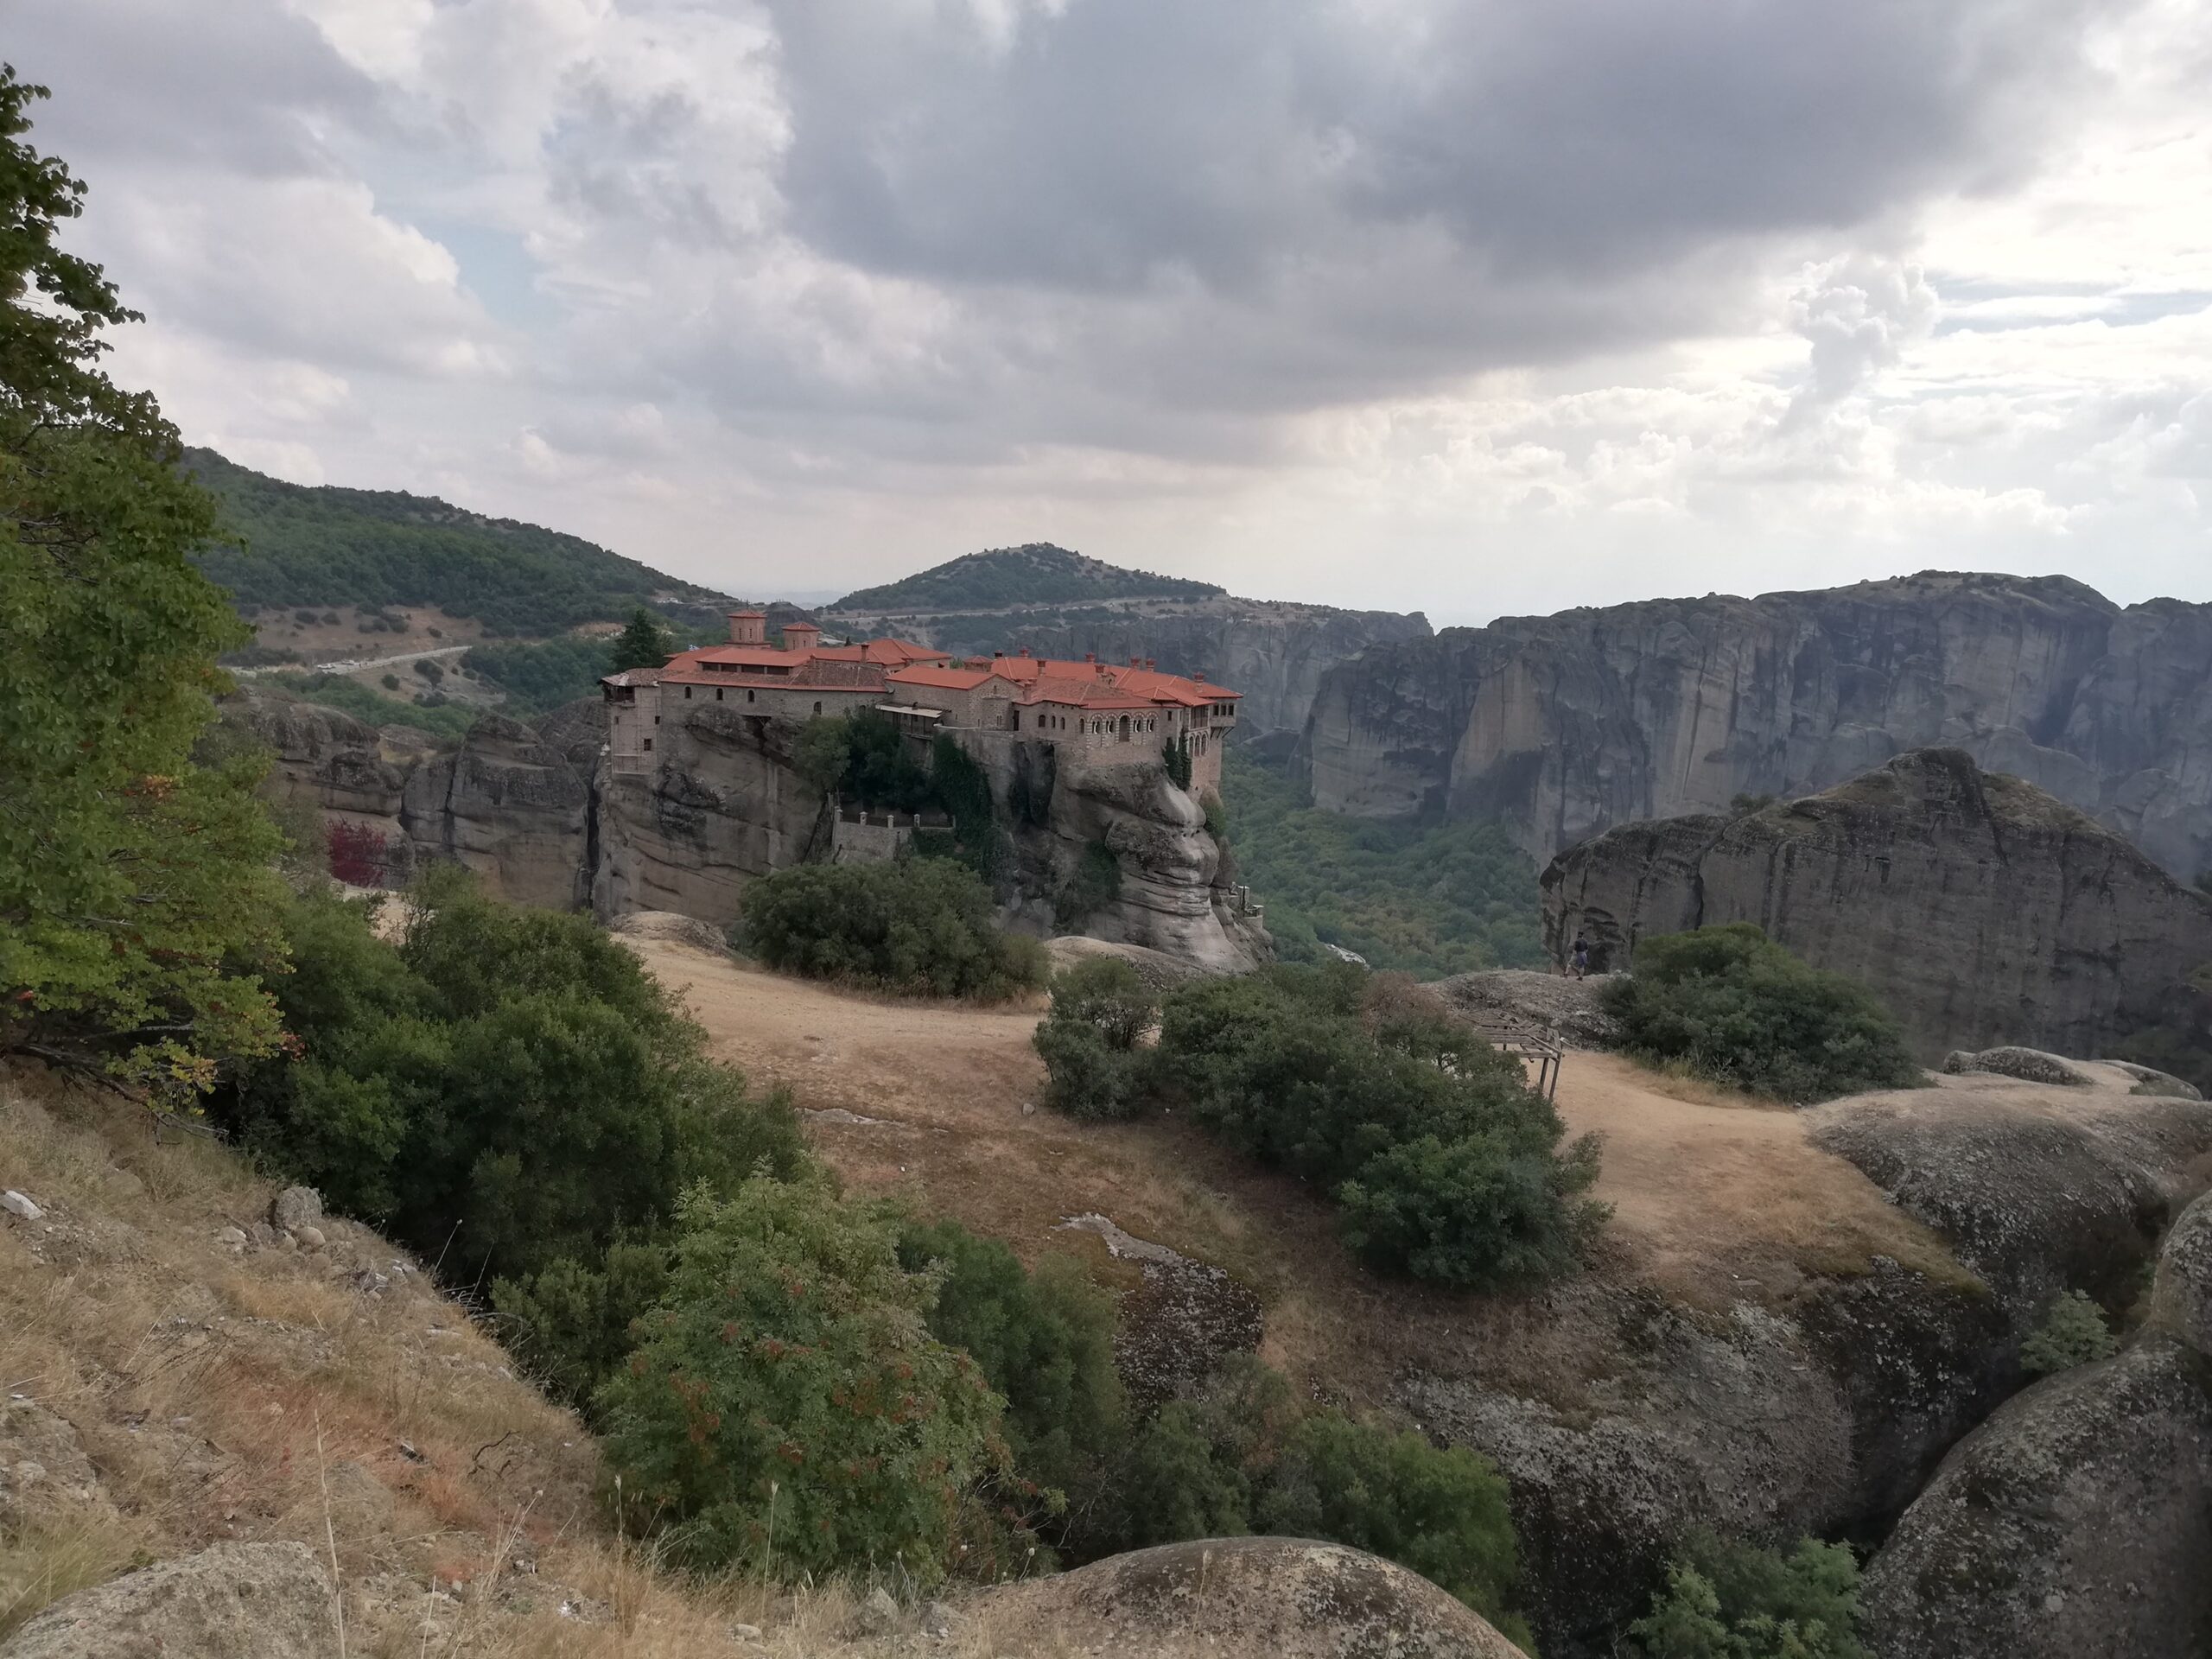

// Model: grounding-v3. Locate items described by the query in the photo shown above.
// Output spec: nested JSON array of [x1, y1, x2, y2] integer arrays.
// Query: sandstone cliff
[[1540, 748, 2212, 1060], [232, 684, 594, 909], [1304, 571, 2212, 878]]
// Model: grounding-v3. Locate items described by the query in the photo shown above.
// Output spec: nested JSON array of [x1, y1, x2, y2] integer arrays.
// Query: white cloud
[[8, 0, 2209, 621]]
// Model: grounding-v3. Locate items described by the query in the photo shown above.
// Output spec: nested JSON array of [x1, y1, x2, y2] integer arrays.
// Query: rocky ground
[[626, 938, 2212, 1656]]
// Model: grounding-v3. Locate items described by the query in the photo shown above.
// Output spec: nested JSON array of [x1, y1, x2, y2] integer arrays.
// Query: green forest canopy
[[184, 448, 727, 636], [1220, 747, 1545, 978], [832, 543, 1224, 613]]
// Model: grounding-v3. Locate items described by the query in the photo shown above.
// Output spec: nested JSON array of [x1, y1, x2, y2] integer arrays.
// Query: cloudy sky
[[16, 0, 2212, 623]]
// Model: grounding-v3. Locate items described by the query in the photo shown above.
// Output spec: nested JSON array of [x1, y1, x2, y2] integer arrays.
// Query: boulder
[[270, 1186, 323, 1235], [1942, 1047, 2092, 1087], [1860, 1190, 2212, 1659], [965, 1537, 1526, 1658], [1427, 969, 1621, 1050], [0, 1400, 105, 1527], [0, 1541, 337, 1659], [1541, 749, 2212, 1061], [607, 910, 729, 955]]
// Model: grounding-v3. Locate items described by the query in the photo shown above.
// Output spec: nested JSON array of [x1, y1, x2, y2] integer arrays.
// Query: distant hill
[[185, 448, 728, 637], [830, 543, 1224, 613]]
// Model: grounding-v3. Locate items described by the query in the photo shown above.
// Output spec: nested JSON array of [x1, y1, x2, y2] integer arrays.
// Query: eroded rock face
[[1541, 749, 2212, 1060], [0, 1541, 337, 1659], [1860, 1190, 2212, 1659], [1304, 571, 2212, 879], [228, 684, 432, 837], [1000, 747, 1268, 973], [400, 714, 591, 909], [591, 706, 829, 931], [967, 1537, 1526, 1659]]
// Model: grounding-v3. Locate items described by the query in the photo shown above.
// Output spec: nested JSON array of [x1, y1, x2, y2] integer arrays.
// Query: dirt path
[[632, 942, 1957, 1317]]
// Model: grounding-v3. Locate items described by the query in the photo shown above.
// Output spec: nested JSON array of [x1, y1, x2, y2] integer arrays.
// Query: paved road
[[233, 643, 472, 678]]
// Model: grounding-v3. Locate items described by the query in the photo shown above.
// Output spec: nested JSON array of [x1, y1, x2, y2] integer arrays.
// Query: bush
[[1258, 1413, 1522, 1640], [217, 883, 805, 1284], [1032, 958, 1158, 1119], [1604, 924, 1922, 1103], [1093, 1358, 1529, 1643], [1043, 965, 1605, 1293], [741, 858, 1046, 1000], [2019, 1289, 2117, 1376], [897, 1218, 1124, 1505], [594, 1179, 1014, 1581], [1632, 1532, 1867, 1659], [493, 1237, 672, 1407]]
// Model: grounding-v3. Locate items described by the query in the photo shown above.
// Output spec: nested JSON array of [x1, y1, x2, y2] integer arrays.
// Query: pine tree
[[0, 66, 287, 1098], [607, 606, 673, 673]]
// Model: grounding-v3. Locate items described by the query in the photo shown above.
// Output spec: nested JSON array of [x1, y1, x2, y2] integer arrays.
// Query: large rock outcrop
[[0, 1541, 337, 1659], [1304, 571, 2212, 878], [1407, 1063, 2212, 1656], [1540, 749, 2212, 1060], [1859, 1190, 2212, 1659], [591, 703, 829, 927], [400, 714, 591, 908], [966, 1537, 1526, 1659], [228, 684, 435, 837]]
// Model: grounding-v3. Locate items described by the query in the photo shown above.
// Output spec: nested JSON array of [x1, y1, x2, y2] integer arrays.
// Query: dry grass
[[0, 1059, 1082, 1658]]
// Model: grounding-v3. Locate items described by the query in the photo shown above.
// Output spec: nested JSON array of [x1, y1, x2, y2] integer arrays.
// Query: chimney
[[1129, 656, 1141, 668], [728, 609, 766, 646], [1193, 669, 1206, 682], [1019, 647, 1032, 658], [1084, 652, 1096, 664], [1145, 658, 1156, 670]]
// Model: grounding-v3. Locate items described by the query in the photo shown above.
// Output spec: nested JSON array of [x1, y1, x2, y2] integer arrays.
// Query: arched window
[[813, 700, 823, 715]]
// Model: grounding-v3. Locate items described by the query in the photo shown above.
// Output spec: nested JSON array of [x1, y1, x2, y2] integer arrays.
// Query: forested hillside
[[1221, 747, 1545, 976], [832, 542, 1224, 613], [185, 448, 727, 635]]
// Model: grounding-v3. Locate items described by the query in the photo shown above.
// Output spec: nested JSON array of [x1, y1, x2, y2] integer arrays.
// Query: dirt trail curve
[[626, 941, 1960, 1334]]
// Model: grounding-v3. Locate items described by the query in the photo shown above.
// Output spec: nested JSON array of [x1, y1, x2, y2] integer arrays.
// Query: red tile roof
[[957, 654, 1239, 709]]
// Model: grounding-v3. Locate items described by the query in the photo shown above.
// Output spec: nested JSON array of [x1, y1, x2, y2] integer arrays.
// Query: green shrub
[[493, 1238, 673, 1407], [897, 1218, 1124, 1505], [741, 858, 1045, 1000], [1632, 1532, 1867, 1659], [793, 715, 852, 793], [1043, 965, 1611, 1293], [1258, 1413, 1524, 1643], [218, 884, 805, 1284], [1604, 924, 1922, 1103], [594, 1179, 1014, 1581], [1032, 958, 1158, 1119], [2019, 1289, 2117, 1376], [1091, 1358, 1529, 1642]]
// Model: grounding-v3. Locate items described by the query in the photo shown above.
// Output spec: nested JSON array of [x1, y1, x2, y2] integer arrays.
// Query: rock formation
[[1859, 1190, 2212, 1659], [966, 1537, 1526, 1659], [1540, 748, 2212, 1060], [232, 685, 592, 909], [1304, 570, 2212, 879], [399, 714, 592, 909], [0, 1541, 338, 1659]]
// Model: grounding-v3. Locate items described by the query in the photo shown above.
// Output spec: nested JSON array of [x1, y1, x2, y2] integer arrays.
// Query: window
[[813, 701, 823, 715], [747, 688, 755, 702], [654, 715, 661, 725], [644, 738, 653, 752], [715, 687, 723, 702], [683, 686, 692, 699]]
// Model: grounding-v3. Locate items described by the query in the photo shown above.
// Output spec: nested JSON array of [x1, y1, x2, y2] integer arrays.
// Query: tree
[[0, 67, 287, 1096], [2018, 1289, 2117, 1376], [1603, 925, 1922, 1103], [607, 606, 673, 674], [1631, 1533, 1868, 1659], [1032, 957, 1158, 1119], [594, 1179, 1016, 1581]]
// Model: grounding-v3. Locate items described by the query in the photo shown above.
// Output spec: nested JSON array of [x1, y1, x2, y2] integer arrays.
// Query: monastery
[[604, 608, 1239, 791]]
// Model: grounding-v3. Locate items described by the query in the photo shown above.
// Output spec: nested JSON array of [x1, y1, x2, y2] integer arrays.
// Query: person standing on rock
[[1571, 935, 1591, 979]]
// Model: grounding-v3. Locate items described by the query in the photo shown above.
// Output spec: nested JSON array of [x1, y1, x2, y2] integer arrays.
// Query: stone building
[[604, 616, 1240, 793]]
